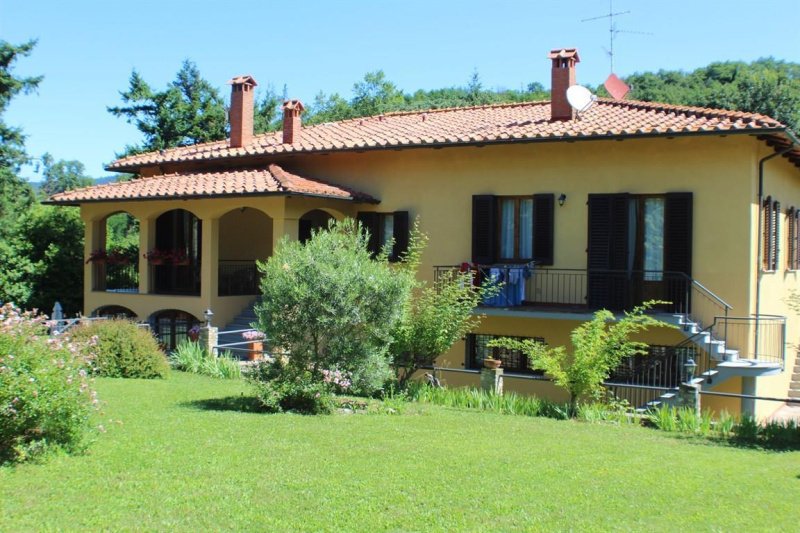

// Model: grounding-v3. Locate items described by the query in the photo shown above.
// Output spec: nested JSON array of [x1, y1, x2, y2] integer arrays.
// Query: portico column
[[83, 215, 104, 314], [271, 216, 300, 248], [138, 217, 155, 294], [200, 216, 220, 311]]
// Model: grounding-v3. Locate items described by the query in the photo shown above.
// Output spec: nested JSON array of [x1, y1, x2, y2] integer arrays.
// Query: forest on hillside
[[1, 37, 799, 314]]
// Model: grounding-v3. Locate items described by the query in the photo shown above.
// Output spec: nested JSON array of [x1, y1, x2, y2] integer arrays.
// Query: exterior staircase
[[221, 297, 261, 333], [789, 356, 800, 402], [215, 297, 262, 359], [608, 310, 786, 413]]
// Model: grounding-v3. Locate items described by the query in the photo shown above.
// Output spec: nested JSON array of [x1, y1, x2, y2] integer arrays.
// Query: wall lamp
[[558, 193, 567, 207]]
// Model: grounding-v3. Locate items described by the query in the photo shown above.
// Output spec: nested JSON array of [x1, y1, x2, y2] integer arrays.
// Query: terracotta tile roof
[[106, 99, 798, 172], [47, 164, 377, 205]]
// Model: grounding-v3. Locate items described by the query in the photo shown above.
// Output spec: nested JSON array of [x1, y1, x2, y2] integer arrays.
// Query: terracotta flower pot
[[483, 358, 502, 369], [248, 341, 263, 361]]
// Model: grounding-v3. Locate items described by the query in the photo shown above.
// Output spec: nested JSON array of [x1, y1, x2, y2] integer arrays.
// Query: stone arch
[[92, 305, 137, 319], [218, 207, 274, 296], [90, 210, 140, 293], [149, 309, 201, 351], [299, 209, 336, 244], [150, 209, 202, 295]]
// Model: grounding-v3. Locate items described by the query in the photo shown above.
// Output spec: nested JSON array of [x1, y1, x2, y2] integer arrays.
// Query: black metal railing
[[433, 265, 706, 314], [607, 345, 698, 390], [93, 262, 139, 292], [151, 263, 201, 295], [602, 383, 675, 409], [712, 315, 786, 366], [218, 260, 261, 296]]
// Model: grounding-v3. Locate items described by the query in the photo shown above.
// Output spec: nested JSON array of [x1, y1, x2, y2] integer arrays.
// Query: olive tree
[[255, 218, 413, 395]]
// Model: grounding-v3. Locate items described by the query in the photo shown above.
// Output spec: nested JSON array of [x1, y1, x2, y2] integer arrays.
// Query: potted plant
[[85, 249, 108, 264], [144, 249, 169, 265], [483, 355, 502, 369], [242, 330, 266, 361], [106, 250, 131, 265], [172, 250, 190, 266]]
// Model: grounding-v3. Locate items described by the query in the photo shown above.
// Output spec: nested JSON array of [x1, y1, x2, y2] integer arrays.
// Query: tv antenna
[[581, 1, 652, 73]]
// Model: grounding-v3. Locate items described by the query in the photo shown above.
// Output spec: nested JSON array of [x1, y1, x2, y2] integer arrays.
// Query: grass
[[1, 373, 798, 531]]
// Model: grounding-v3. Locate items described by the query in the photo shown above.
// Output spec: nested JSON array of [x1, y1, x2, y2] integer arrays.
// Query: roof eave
[[44, 190, 380, 207], [104, 127, 797, 173]]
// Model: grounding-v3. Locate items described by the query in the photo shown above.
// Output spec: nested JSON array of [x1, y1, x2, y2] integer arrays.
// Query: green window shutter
[[392, 211, 409, 261], [664, 192, 693, 277], [356, 212, 380, 255], [472, 195, 497, 264], [533, 194, 554, 265]]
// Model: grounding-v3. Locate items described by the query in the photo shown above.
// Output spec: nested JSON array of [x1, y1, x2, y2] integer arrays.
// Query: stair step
[[788, 390, 800, 398]]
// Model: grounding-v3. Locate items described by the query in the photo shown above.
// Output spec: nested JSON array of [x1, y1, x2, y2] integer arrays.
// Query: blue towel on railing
[[483, 266, 526, 307]]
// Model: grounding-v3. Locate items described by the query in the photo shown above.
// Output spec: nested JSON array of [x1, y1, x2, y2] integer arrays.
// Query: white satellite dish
[[566, 85, 597, 114]]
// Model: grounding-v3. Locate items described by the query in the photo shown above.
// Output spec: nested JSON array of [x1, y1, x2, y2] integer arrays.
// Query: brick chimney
[[282, 100, 305, 144], [228, 75, 258, 148], [548, 48, 580, 121]]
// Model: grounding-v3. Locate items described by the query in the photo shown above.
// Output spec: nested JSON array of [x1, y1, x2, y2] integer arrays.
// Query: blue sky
[[3, 0, 799, 179]]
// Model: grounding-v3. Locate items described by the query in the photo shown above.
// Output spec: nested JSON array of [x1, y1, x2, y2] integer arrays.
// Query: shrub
[[245, 358, 334, 414], [489, 301, 673, 415], [0, 304, 98, 464], [70, 319, 168, 379], [389, 222, 499, 386], [170, 341, 241, 380], [255, 218, 413, 396]]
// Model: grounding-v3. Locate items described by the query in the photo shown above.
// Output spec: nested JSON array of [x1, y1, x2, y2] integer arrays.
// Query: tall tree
[[0, 40, 40, 235], [626, 58, 800, 132], [39, 152, 93, 196], [351, 70, 406, 116], [108, 60, 228, 155]]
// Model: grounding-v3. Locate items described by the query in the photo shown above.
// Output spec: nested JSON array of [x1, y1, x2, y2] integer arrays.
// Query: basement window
[[465, 333, 546, 376]]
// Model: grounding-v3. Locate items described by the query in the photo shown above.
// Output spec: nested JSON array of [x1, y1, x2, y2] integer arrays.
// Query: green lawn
[[1, 373, 798, 531]]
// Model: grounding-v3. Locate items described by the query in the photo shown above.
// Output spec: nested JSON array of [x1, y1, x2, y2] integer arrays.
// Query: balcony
[[433, 265, 694, 315], [218, 260, 262, 296], [92, 262, 139, 293]]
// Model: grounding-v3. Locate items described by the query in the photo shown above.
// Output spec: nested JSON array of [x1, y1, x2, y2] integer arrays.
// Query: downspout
[[755, 137, 796, 358]]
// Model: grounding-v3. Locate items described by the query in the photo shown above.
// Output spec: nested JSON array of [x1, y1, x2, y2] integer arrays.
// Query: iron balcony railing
[[218, 260, 261, 296], [433, 265, 730, 320], [151, 263, 201, 296], [93, 262, 139, 293], [680, 315, 787, 368]]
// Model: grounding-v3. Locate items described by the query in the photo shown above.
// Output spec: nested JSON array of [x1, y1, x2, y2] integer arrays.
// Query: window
[[466, 334, 546, 376], [788, 207, 800, 270], [472, 194, 554, 265], [356, 211, 409, 261], [498, 197, 534, 261], [762, 196, 780, 271], [379, 213, 395, 251], [151, 310, 200, 351], [642, 197, 665, 281]]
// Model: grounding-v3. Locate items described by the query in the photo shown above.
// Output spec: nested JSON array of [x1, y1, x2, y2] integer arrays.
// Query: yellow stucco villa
[[49, 49, 800, 418]]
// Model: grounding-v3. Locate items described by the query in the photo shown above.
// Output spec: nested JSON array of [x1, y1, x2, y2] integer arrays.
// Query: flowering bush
[[0, 304, 99, 464], [70, 319, 169, 379], [242, 330, 266, 341], [144, 249, 189, 265], [245, 358, 334, 414], [321, 368, 352, 392]]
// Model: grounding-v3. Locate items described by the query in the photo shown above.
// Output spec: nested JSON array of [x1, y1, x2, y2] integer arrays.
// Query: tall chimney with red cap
[[282, 100, 305, 144], [548, 48, 580, 121], [228, 75, 258, 148]]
